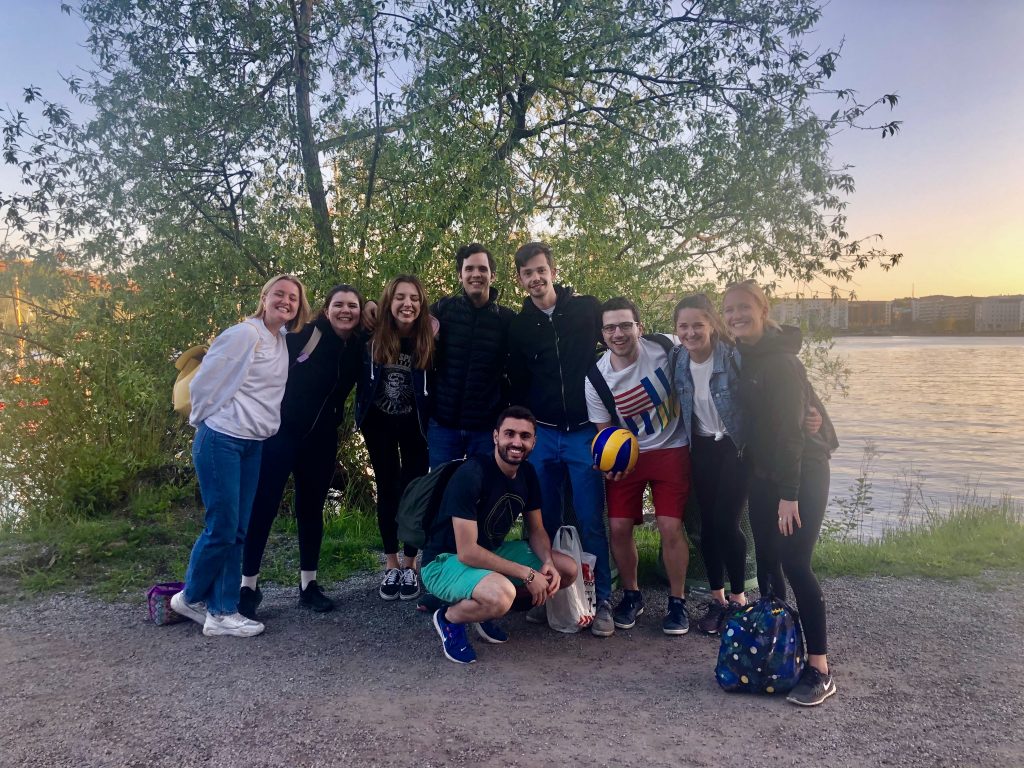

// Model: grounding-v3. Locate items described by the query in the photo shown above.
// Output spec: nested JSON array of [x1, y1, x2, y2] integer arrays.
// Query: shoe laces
[[401, 568, 418, 586], [383, 568, 401, 586], [444, 619, 468, 646]]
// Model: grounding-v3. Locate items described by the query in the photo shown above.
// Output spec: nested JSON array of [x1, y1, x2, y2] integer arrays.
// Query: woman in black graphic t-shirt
[[355, 274, 435, 602]]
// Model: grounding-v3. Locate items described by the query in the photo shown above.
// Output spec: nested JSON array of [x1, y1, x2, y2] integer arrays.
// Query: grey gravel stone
[[0, 573, 1021, 767]]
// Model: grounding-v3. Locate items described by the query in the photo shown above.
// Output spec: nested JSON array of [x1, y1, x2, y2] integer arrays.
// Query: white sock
[[241, 575, 258, 590], [300, 570, 316, 590]]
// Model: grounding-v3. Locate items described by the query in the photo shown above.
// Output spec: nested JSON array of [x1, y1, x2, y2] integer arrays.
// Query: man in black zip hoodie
[[428, 243, 516, 467], [507, 242, 615, 637]]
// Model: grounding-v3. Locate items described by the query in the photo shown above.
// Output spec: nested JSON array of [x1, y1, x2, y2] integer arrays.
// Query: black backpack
[[396, 459, 465, 549], [586, 333, 676, 427]]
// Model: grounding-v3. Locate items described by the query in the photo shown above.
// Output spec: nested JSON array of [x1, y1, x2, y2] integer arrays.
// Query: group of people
[[170, 240, 838, 708]]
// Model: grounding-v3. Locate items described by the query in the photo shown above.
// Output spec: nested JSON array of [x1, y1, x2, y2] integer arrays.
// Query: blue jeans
[[185, 422, 263, 615], [427, 419, 495, 469], [530, 424, 611, 602]]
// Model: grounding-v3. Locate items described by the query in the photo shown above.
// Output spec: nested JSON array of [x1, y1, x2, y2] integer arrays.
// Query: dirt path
[[1, 573, 1021, 767]]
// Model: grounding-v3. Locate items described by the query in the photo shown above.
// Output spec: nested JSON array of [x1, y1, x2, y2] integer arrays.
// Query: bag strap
[[294, 326, 322, 365], [586, 364, 621, 427]]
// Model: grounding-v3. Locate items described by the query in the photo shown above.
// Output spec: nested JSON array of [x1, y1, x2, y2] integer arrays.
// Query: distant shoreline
[[834, 331, 1024, 338]]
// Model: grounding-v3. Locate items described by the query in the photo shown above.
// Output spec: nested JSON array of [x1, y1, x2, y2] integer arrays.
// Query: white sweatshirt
[[188, 318, 288, 440]]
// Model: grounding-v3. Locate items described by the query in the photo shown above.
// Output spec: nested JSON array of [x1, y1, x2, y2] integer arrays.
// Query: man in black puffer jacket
[[429, 243, 516, 467], [506, 241, 615, 637]]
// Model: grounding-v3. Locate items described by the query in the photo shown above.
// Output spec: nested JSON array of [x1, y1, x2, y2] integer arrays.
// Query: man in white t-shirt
[[584, 297, 691, 636]]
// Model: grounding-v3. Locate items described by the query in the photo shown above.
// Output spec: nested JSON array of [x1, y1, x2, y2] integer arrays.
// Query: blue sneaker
[[612, 589, 645, 629], [662, 596, 690, 636], [475, 619, 509, 644], [433, 609, 477, 664]]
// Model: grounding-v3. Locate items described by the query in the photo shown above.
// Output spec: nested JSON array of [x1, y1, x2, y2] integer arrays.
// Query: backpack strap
[[642, 332, 675, 355], [587, 363, 621, 428], [295, 326, 322, 364]]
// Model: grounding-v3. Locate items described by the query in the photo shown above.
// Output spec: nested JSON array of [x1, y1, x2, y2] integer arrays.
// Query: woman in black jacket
[[723, 279, 836, 707], [239, 285, 366, 619]]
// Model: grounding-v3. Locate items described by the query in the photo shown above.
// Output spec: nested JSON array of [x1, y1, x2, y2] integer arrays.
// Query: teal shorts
[[421, 541, 542, 605]]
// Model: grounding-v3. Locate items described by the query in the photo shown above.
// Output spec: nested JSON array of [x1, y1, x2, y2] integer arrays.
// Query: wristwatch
[[524, 568, 536, 584]]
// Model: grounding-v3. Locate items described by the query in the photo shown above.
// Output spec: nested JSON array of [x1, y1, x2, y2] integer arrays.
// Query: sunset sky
[[1, 1, 1022, 301]]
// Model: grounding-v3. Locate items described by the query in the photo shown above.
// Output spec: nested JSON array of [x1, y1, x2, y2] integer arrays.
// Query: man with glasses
[[506, 242, 615, 637], [584, 296, 692, 636]]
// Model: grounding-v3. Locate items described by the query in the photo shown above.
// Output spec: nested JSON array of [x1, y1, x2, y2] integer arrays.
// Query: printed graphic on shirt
[[375, 351, 414, 415], [613, 366, 677, 437]]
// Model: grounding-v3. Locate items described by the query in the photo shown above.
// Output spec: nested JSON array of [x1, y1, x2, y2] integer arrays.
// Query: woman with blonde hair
[[723, 278, 836, 706], [172, 274, 310, 638], [356, 274, 435, 601]]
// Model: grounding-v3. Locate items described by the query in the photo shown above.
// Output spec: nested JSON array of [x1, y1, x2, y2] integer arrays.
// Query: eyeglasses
[[601, 321, 638, 334]]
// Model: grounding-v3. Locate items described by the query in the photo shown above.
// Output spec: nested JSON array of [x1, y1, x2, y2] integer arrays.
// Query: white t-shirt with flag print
[[584, 336, 687, 452]]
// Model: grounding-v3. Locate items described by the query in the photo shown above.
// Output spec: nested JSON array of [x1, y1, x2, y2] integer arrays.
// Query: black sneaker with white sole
[[379, 568, 402, 600], [399, 568, 421, 600], [786, 666, 837, 707]]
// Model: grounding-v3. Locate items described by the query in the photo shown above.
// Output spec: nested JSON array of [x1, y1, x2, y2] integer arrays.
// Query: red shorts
[[606, 445, 691, 523]]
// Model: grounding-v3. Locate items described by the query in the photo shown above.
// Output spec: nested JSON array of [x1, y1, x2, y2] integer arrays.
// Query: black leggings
[[242, 426, 338, 577], [690, 434, 749, 597], [361, 407, 428, 558], [747, 456, 830, 656]]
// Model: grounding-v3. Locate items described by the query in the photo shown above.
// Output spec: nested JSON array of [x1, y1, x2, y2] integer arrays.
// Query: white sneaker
[[170, 591, 207, 625], [202, 612, 265, 638]]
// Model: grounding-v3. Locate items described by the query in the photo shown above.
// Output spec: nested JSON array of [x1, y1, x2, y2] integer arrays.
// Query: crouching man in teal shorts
[[421, 405, 579, 664]]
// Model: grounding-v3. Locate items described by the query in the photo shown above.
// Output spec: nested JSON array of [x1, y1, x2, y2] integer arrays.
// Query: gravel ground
[[1, 573, 1021, 768]]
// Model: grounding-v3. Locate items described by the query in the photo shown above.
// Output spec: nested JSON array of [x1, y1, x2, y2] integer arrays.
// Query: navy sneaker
[[433, 609, 477, 664], [475, 619, 509, 644], [612, 589, 645, 629], [662, 596, 690, 636], [238, 586, 262, 620]]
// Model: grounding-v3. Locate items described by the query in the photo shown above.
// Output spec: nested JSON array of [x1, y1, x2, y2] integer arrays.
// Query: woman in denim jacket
[[672, 294, 751, 635]]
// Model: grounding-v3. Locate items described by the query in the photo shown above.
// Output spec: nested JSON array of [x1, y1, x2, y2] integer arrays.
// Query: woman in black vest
[[239, 285, 365, 619]]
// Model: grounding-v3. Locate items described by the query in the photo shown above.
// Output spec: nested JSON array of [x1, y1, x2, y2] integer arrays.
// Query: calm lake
[[824, 336, 1024, 533]]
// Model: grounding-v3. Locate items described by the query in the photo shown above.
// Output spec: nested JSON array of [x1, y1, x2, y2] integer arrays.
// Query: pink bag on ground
[[146, 582, 186, 625]]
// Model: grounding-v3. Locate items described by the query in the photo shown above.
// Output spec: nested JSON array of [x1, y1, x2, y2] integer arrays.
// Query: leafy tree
[[1, 0, 902, 518]]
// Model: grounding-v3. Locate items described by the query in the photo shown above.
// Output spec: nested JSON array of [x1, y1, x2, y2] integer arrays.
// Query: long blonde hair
[[373, 274, 434, 369], [252, 273, 311, 332], [723, 279, 781, 332]]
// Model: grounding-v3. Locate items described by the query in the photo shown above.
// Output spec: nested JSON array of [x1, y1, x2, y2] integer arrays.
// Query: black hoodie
[[736, 325, 831, 500], [507, 284, 603, 430]]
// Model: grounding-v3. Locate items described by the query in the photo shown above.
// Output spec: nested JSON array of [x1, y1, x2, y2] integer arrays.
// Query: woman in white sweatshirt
[[171, 274, 310, 638]]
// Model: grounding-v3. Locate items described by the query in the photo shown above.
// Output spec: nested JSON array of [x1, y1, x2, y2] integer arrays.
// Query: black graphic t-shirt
[[422, 454, 542, 564], [374, 337, 414, 415]]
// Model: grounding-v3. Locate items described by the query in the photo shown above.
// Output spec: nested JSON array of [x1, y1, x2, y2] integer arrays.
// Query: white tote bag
[[546, 525, 596, 633]]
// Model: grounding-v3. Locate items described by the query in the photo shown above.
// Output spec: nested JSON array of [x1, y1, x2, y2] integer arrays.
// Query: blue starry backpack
[[714, 594, 806, 694]]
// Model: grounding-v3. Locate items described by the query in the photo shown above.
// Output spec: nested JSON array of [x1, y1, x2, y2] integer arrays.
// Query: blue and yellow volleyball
[[591, 427, 639, 474]]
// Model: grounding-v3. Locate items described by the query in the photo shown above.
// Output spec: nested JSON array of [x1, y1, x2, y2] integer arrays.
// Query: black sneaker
[[662, 596, 689, 636], [786, 666, 837, 707], [696, 600, 728, 635], [379, 568, 401, 600], [238, 586, 262, 620], [612, 589, 645, 629], [299, 581, 335, 613], [416, 592, 444, 613], [399, 568, 421, 600]]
